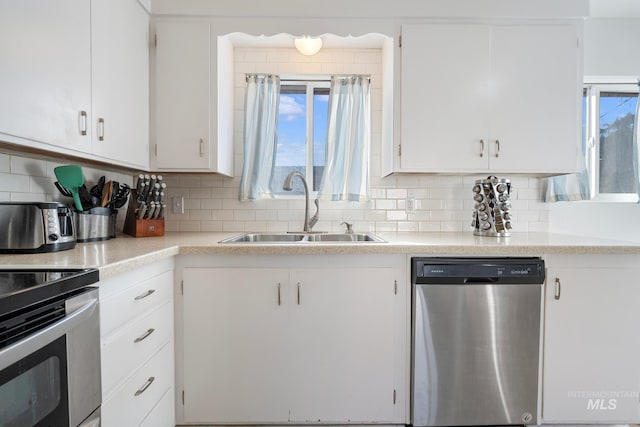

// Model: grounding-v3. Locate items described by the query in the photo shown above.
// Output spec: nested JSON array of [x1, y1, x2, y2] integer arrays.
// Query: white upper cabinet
[[0, 0, 92, 152], [91, 0, 150, 170], [153, 21, 233, 175], [398, 22, 581, 174], [0, 0, 150, 170]]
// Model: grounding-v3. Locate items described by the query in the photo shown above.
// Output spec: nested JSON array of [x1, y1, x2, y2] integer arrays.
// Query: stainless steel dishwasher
[[411, 257, 545, 426]]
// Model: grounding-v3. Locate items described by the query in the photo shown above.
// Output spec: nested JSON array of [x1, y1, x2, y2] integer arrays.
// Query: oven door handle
[[0, 297, 98, 371]]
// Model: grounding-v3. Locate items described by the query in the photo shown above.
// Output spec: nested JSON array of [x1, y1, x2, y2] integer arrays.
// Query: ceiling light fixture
[[294, 36, 323, 56]]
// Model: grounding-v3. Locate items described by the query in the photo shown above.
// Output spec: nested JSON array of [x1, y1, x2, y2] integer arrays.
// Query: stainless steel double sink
[[219, 232, 386, 243]]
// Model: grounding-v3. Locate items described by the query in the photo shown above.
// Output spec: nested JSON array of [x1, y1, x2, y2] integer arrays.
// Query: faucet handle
[[341, 221, 354, 234]]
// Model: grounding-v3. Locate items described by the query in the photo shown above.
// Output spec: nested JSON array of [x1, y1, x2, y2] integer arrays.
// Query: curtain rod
[[246, 73, 371, 83]]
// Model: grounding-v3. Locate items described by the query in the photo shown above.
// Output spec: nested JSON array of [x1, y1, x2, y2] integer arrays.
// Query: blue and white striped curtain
[[318, 75, 371, 202], [239, 74, 280, 201]]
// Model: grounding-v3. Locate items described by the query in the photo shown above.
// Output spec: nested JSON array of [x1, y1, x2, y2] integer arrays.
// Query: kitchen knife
[[158, 204, 166, 219], [135, 173, 144, 195], [137, 202, 147, 220]]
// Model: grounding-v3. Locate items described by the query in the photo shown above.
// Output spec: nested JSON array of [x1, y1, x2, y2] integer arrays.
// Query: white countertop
[[0, 231, 638, 279]]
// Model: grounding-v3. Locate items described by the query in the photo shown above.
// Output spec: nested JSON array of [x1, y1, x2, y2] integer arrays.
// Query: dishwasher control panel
[[412, 257, 545, 284]]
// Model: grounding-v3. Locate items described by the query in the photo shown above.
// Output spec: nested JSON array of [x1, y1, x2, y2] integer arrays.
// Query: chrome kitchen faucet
[[282, 171, 319, 233]]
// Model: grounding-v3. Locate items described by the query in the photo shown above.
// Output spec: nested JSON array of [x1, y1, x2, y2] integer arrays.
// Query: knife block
[[123, 191, 165, 237]]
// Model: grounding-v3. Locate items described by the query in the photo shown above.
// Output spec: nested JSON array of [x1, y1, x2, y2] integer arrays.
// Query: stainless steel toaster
[[0, 202, 76, 253]]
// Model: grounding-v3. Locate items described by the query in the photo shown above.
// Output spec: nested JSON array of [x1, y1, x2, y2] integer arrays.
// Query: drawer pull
[[134, 328, 155, 343], [134, 376, 155, 396], [134, 289, 155, 300], [554, 278, 561, 300]]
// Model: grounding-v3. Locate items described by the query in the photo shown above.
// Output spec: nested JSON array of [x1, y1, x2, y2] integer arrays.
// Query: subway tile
[[234, 210, 256, 221], [222, 221, 245, 232], [387, 210, 407, 221], [398, 221, 419, 232], [11, 156, 47, 177], [189, 188, 213, 199], [419, 221, 441, 232], [386, 188, 407, 199], [0, 154, 9, 173], [201, 199, 223, 210], [0, 173, 29, 192], [189, 210, 212, 221], [178, 221, 201, 232], [201, 221, 223, 232]]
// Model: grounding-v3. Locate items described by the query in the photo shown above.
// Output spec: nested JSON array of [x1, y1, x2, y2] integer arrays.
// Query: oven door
[[0, 289, 101, 427]]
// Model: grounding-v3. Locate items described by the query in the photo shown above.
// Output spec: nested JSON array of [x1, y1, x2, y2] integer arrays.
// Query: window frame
[[272, 75, 330, 199], [584, 77, 639, 203]]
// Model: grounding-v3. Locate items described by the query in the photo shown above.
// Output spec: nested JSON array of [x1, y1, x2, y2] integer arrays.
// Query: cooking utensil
[[90, 176, 105, 199], [53, 165, 84, 211], [78, 184, 94, 211], [54, 181, 72, 197], [101, 181, 113, 208]]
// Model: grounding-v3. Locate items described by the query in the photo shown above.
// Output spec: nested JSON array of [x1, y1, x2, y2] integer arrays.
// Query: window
[[584, 81, 638, 202], [270, 78, 330, 197]]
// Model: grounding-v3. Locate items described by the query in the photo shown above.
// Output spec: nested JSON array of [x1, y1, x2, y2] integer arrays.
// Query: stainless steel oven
[[0, 269, 101, 427]]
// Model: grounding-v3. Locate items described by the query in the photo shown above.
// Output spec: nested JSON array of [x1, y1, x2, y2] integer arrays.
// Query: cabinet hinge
[[155, 33, 158, 47], [394, 280, 398, 295], [182, 390, 185, 405], [577, 37, 579, 48], [181, 280, 184, 295], [398, 35, 402, 48], [393, 389, 397, 404], [154, 143, 158, 157], [398, 144, 402, 156]]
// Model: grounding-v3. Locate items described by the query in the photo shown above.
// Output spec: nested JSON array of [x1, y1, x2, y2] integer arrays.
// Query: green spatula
[[54, 165, 85, 211]]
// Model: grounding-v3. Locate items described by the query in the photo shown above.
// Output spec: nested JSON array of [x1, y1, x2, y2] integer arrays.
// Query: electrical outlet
[[406, 197, 421, 213], [406, 197, 416, 214], [172, 196, 184, 214]]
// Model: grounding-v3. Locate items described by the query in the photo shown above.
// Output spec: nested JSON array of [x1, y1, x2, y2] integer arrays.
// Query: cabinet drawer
[[101, 269, 173, 335], [139, 388, 175, 427], [102, 301, 173, 397], [102, 342, 174, 427]]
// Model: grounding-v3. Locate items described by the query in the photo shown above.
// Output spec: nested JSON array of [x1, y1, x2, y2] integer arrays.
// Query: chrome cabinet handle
[[495, 139, 500, 158], [199, 138, 204, 157], [480, 139, 484, 158], [134, 289, 155, 300], [134, 328, 155, 343], [297, 282, 301, 305], [134, 376, 155, 396], [554, 278, 561, 300], [277, 283, 281, 306], [79, 111, 88, 136], [98, 118, 105, 141]]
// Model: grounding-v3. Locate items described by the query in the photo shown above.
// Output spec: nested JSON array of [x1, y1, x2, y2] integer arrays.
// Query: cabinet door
[[288, 267, 398, 423], [0, 0, 91, 152], [91, 0, 150, 169], [154, 21, 211, 170], [489, 24, 579, 173], [182, 268, 291, 424], [543, 267, 640, 422], [400, 24, 491, 172]]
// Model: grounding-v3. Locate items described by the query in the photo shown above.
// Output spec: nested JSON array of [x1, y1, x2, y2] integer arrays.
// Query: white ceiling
[[590, 0, 640, 17]]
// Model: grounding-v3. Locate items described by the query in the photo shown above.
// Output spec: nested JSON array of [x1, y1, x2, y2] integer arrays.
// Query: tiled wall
[[162, 47, 549, 234], [0, 150, 134, 227]]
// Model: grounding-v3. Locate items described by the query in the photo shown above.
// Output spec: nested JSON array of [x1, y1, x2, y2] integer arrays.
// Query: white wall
[[548, 17, 640, 242]]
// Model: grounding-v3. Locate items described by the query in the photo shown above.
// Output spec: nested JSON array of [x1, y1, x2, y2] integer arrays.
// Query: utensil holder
[[123, 191, 165, 237], [75, 207, 117, 242]]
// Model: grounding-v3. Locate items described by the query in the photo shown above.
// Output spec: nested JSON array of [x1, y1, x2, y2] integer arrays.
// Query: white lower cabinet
[[178, 255, 408, 425], [99, 258, 175, 427], [542, 255, 640, 423]]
